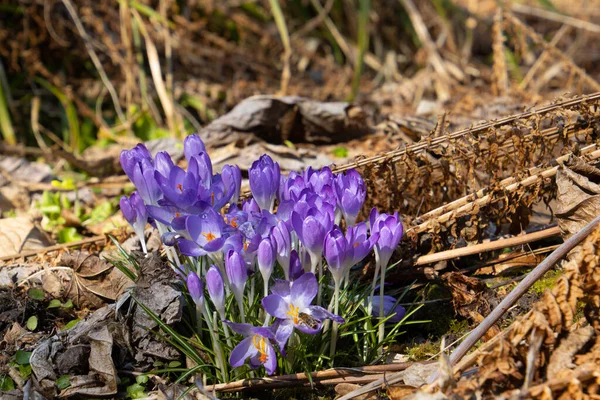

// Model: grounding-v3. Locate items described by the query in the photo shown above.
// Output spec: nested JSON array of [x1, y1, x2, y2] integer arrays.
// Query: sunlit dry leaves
[[0, 217, 53, 257], [386, 384, 417, 399], [547, 325, 594, 380]]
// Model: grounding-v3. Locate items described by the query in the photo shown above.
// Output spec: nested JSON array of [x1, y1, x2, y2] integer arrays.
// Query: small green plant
[[0, 375, 15, 392], [126, 375, 148, 399]]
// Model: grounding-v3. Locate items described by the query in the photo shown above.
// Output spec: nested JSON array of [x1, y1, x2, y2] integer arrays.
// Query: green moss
[[530, 269, 562, 295], [407, 341, 439, 361]]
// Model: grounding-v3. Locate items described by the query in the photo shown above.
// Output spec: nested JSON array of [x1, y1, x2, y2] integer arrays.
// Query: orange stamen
[[203, 232, 216, 241], [252, 334, 269, 364], [286, 303, 300, 325], [176, 183, 183, 192]]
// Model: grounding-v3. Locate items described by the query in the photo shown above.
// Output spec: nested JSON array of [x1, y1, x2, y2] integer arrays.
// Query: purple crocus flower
[[154, 156, 200, 210], [335, 169, 366, 227], [187, 271, 204, 307], [279, 171, 307, 202], [369, 208, 404, 269], [222, 164, 242, 204], [206, 265, 225, 318], [120, 191, 148, 253], [120, 143, 152, 180], [323, 225, 352, 285], [225, 321, 277, 375], [271, 221, 291, 280], [304, 166, 334, 193], [262, 273, 344, 350], [226, 249, 247, 318], [372, 295, 406, 323], [249, 155, 280, 212], [177, 208, 226, 257], [257, 236, 276, 296], [324, 223, 377, 285], [288, 250, 305, 281], [291, 207, 334, 273], [183, 134, 207, 161]]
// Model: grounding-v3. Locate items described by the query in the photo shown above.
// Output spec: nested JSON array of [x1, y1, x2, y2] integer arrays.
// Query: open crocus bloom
[[225, 322, 277, 375], [262, 273, 344, 350], [177, 208, 226, 256]]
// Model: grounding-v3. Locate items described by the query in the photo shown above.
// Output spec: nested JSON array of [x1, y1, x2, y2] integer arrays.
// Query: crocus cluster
[[119, 134, 405, 378]]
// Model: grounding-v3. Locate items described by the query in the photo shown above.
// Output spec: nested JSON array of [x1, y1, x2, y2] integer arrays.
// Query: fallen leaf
[[59, 252, 133, 309], [0, 217, 53, 257], [555, 156, 600, 241]]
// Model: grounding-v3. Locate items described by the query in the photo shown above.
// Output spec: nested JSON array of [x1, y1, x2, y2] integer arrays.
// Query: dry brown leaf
[[386, 384, 418, 399], [547, 325, 595, 380], [60, 251, 133, 309], [555, 157, 600, 241], [0, 217, 53, 257]]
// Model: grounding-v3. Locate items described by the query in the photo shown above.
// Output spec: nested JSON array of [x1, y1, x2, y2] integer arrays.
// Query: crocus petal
[[224, 321, 255, 336], [270, 279, 291, 298], [263, 341, 277, 375], [274, 319, 294, 352], [262, 294, 290, 320], [308, 305, 345, 324], [229, 336, 257, 367], [290, 273, 317, 311], [177, 239, 206, 257]]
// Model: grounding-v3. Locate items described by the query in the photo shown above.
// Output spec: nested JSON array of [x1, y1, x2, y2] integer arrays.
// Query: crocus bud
[[183, 133, 207, 161], [206, 265, 225, 318], [226, 250, 247, 305], [187, 271, 204, 307], [222, 165, 242, 204], [249, 154, 280, 212], [323, 225, 352, 285], [257, 237, 276, 283], [369, 208, 404, 269], [271, 221, 291, 280], [120, 191, 148, 253], [289, 250, 304, 281], [334, 169, 366, 227]]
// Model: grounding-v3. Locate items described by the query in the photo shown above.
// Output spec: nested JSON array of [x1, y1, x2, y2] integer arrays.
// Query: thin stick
[[511, 4, 600, 34], [210, 362, 422, 392], [413, 226, 560, 266], [0, 236, 106, 263]]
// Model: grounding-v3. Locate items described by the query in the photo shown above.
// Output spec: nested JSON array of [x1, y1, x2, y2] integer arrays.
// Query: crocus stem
[[139, 236, 148, 255], [378, 261, 387, 349], [365, 250, 381, 356], [263, 277, 270, 299], [316, 259, 323, 306], [195, 303, 203, 338], [222, 320, 233, 349], [329, 280, 341, 364], [201, 304, 227, 381]]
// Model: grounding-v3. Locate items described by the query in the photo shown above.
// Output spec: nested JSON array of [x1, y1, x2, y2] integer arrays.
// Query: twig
[[331, 92, 600, 174], [505, 12, 600, 91], [511, 4, 600, 34], [413, 226, 561, 266], [0, 236, 106, 263], [398, 0, 451, 82], [210, 362, 421, 392], [520, 25, 570, 90], [412, 144, 600, 234]]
